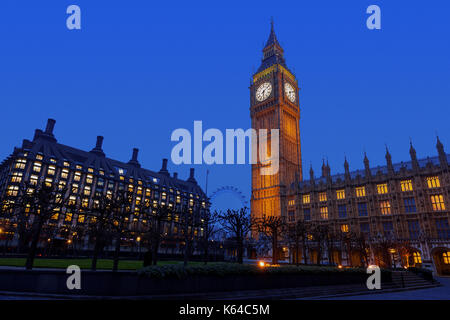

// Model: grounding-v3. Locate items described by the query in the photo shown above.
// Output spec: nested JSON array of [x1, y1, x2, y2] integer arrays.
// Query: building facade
[[250, 24, 450, 275], [0, 119, 209, 254]]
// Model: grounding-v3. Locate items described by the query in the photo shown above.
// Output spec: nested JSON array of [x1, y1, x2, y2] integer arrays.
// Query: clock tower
[[250, 21, 302, 221]]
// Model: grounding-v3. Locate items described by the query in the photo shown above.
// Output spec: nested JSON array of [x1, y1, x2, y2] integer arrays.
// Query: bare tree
[[199, 209, 219, 265], [16, 182, 71, 269], [286, 219, 309, 266], [255, 215, 287, 265], [217, 207, 253, 264], [137, 200, 172, 266]]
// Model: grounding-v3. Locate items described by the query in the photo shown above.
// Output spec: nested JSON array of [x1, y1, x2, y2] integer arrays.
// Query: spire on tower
[[255, 19, 289, 74]]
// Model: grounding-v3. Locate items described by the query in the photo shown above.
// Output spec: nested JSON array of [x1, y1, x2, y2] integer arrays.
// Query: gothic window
[[336, 189, 345, 200], [380, 201, 391, 215], [427, 176, 441, 189], [338, 205, 347, 218], [408, 220, 420, 239], [358, 203, 368, 216], [302, 194, 310, 204], [377, 183, 388, 194], [404, 198, 417, 213], [304, 209, 311, 221], [401, 180, 413, 192], [356, 186, 366, 197], [319, 192, 327, 202], [435, 219, 450, 239], [431, 194, 445, 211], [341, 224, 349, 233], [320, 206, 328, 220], [413, 252, 422, 264]]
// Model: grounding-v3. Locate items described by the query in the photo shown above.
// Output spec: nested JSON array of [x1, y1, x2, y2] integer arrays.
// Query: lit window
[[86, 174, 93, 184], [380, 201, 391, 215], [135, 197, 141, 205], [320, 206, 328, 219], [83, 186, 91, 196], [61, 169, 69, 179], [77, 214, 85, 223], [336, 189, 345, 200], [63, 161, 70, 167], [307, 234, 313, 240], [413, 252, 422, 264], [58, 180, 66, 190], [51, 213, 59, 220], [137, 187, 143, 195], [45, 177, 53, 187], [6, 185, 19, 196], [11, 172, 23, 183], [15, 158, 27, 169], [76, 165, 82, 170], [427, 176, 441, 189], [146, 189, 151, 197], [356, 186, 366, 197], [47, 165, 56, 176], [65, 213, 73, 222], [341, 224, 349, 233], [431, 194, 446, 211], [71, 183, 79, 193], [128, 184, 134, 193], [36, 154, 43, 160], [82, 198, 89, 208], [88, 168, 94, 173], [401, 180, 413, 192], [303, 194, 310, 204], [33, 162, 42, 173], [73, 172, 81, 182], [377, 183, 388, 194], [443, 252, 450, 264], [288, 199, 295, 206], [319, 192, 327, 202], [68, 195, 77, 206], [30, 175, 39, 186]]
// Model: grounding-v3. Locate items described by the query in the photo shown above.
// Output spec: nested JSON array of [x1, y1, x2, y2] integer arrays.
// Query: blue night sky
[[1, 1, 449, 211]]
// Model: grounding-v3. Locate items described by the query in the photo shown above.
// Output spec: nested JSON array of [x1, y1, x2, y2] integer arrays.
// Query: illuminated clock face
[[255, 82, 272, 102], [284, 82, 296, 102]]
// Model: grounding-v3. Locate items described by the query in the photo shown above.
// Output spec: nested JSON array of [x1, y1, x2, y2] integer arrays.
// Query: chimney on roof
[[128, 148, 141, 167], [45, 119, 56, 134], [132, 148, 139, 161], [159, 158, 169, 176], [187, 168, 197, 184], [34, 119, 57, 142], [96, 136, 104, 149], [90, 136, 105, 156]]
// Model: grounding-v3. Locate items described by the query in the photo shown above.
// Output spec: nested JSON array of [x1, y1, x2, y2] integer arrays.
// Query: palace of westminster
[[250, 22, 450, 275], [0, 23, 448, 275]]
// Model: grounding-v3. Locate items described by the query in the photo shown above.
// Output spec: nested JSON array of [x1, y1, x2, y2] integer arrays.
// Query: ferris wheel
[[208, 186, 248, 208]]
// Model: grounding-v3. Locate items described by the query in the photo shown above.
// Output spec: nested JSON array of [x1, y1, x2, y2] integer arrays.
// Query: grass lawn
[[0, 258, 204, 270]]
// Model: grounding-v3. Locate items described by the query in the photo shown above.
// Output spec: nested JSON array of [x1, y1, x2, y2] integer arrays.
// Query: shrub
[[137, 263, 367, 280]]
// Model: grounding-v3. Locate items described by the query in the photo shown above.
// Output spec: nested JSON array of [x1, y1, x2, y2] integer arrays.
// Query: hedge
[[137, 263, 372, 280]]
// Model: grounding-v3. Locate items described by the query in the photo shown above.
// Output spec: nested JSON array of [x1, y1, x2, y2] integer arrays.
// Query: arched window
[[443, 252, 450, 265], [413, 252, 422, 264]]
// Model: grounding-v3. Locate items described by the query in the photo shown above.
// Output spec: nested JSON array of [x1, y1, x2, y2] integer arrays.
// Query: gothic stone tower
[[250, 22, 302, 221]]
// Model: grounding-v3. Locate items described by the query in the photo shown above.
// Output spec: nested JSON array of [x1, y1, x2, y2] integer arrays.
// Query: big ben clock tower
[[250, 21, 303, 221]]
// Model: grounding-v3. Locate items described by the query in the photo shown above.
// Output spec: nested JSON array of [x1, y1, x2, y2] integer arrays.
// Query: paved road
[[322, 277, 450, 300]]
